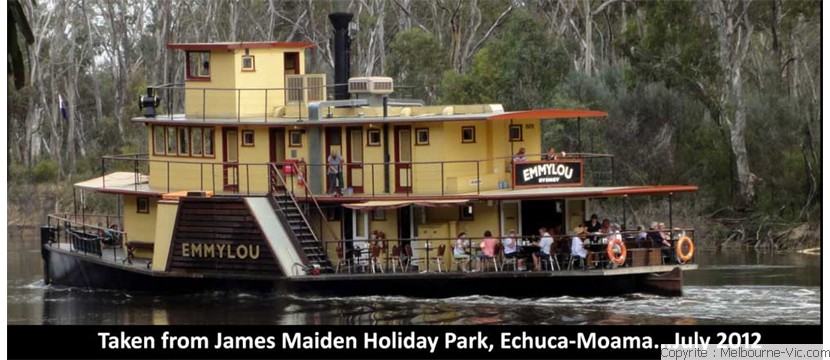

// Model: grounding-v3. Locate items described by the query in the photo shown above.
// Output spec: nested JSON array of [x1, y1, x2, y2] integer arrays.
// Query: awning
[[162, 190, 215, 200], [487, 109, 608, 121], [75, 172, 149, 191], [343, 199, 470, 210], [468, 185, 698, 200]]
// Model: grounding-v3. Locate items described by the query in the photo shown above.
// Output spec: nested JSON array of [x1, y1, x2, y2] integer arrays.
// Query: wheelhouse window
[[367, 129, 381, 146], [187, 51, 211, 80], [153, 125, 214, 157], [191, 128, 203, 156], [178, 128, 190, 155], [166, 126, 177, 154], [461, 126, 476, 143], [241, 55, 255, 71], [153, 126, 166, 155], [509, 124, 523, 141]]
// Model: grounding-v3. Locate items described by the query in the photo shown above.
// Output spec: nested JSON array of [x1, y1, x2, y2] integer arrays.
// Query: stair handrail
[[268, 163, 339, 246]]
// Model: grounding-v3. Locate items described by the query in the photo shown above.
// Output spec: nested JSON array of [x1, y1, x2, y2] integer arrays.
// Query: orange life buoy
[[675, 236, 694, 263], [606, 238, 627, 266]]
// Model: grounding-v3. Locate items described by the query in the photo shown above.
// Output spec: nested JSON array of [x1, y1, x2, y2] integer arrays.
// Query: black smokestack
[[329, 13, 353, 101]]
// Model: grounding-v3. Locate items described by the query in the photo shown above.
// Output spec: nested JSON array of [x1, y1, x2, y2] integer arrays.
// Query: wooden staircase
[[268, 164, 333, 273]]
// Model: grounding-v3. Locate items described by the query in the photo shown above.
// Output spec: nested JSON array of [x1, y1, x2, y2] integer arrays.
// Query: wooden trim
[[366, 128, 381, 146], [241, 130, 255, 147], [415, 127, 430, 146], [241, 55, 256, 72], [461, 126, 476, 143]]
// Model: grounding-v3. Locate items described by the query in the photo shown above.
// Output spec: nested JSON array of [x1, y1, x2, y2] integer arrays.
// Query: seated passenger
[[585, 214, 602, 234], [502, 229, 525, 270], [475, 231, 498, 272], [543, 147, 562, 161], [570, 225, 590, 268], [453, 232, 471, 272], [635, 225, 648, 247], [532, 227, 554, 271], [513, 147, 528, 162]]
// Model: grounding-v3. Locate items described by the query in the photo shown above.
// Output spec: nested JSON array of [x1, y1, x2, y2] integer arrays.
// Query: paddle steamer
[[41, 13, 697, 297]]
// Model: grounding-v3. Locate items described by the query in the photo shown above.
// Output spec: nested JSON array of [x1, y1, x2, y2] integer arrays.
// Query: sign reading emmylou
[[513, 160, 583, 188]]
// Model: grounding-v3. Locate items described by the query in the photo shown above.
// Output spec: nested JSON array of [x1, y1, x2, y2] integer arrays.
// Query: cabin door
[[345, 127, 364, 193], [269, 128, 286, 188], [222, 128, 239, 192], [394, 126, 412, 193], [325, 127, 343, 193]]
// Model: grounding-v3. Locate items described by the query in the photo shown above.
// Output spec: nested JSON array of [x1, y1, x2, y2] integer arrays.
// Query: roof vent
[[348, 77, 394, 95]]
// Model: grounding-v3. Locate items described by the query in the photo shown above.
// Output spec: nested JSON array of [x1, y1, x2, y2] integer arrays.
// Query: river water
[[7, 229, 820, 325]]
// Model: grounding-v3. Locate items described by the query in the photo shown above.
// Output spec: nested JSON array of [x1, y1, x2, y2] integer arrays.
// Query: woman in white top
[[453, 232, 471, 272]]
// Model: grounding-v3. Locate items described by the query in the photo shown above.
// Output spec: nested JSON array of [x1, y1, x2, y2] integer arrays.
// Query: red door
[[346, 127, 364, 193], [394, 126, 412, 193], [222, 127, 239, 192]]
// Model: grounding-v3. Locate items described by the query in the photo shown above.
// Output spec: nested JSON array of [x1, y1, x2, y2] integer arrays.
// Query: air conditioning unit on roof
[[348, 77, 394, 95]]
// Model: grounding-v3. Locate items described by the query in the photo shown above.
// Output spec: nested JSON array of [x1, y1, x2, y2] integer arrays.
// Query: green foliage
[[31, 159, 59, 183], [439, 9, 569, 110], [386, 29, 448, 104]]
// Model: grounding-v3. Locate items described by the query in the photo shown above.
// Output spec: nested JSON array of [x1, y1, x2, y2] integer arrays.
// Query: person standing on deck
[[570, 225, 589, 269], [327, 150, 344, 196], [532, 227, 554, 271]]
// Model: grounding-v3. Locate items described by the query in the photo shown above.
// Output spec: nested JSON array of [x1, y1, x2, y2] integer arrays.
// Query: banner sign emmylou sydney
[[513, 160, 583, 188]]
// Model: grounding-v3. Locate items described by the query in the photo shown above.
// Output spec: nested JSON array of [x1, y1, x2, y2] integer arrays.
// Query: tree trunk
[[709, 0, 756, 210]]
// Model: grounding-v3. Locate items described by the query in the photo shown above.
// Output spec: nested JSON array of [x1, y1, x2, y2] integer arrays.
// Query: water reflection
[[7, 230, 821, 325]]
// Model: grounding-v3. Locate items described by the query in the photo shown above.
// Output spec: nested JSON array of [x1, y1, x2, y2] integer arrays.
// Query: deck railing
[[45, 214, 128, 262], [320, 229, 695, 274], [100, 152, 614, 196], [147, 79, 336, 122]]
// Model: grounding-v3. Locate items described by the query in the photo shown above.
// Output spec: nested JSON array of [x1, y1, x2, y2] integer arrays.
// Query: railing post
[[237, 89, 241, 123], [101, 157, 106, 189], [610, 156, 615, 186], [372, 164, 375, 197], [476, 161, 481, 195], [246, 164, 250, 195], [167, 161, 170, 193], [202, 89, 206, 122], [264, 89, 268, 122], [441, 162, 445, 196]]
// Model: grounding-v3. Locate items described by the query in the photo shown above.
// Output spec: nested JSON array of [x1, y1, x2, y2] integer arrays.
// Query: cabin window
[[241, 55, 255, 71], [204, 128, 215, 156], [136, 197, 150, 214], [153, 126, 166, 155], [186, 51, 211, 80], [372, 209, 386, 221], [178, 128, 190, 155], [461, 126, 476, 143], [289, 130, 303, 147], [509, 124, 523, 141], [166, 126, 178, 154], [415, 128, 429, 145], [152, 125, 214, 157], [191, 128, 203, 156], [242, 130, 255, 147], [367, 129, 381, 146], [459, 205, 474, 220]]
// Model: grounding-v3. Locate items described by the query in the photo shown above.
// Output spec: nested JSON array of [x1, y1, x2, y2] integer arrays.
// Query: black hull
[[44, 247, 684, 297]]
